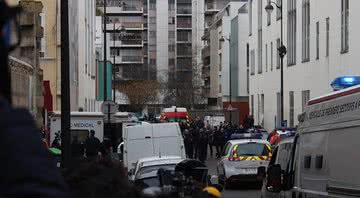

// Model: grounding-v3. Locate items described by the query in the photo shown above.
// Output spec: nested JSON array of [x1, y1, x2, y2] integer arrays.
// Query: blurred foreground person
[[65, 158, 141, 198], [0, 99, 70, 198]]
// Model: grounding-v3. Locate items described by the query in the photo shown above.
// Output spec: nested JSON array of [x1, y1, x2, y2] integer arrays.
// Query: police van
[[260, 83, 360, 198]]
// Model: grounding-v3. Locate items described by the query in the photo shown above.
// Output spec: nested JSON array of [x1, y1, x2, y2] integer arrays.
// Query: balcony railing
[[177, 8, 192, 14], [177, 22, 191, 28], [122, 56, 143, 62]]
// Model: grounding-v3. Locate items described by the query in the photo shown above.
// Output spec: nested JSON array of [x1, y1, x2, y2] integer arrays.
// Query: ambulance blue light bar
[[331, 76, 360, 91]]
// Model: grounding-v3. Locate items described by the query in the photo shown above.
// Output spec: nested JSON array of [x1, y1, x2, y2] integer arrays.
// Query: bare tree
[[115, 80, 159, 109]]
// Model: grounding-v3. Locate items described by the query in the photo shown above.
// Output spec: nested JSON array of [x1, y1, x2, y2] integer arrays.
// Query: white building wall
[[248, 0, 360, 131], [237, 4, 249, 97], [156, 0, 169, 81], [216, 2, 247, 101], [77, 0, 98, 112]]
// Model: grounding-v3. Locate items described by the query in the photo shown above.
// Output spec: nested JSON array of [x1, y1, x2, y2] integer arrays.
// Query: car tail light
[[228, 157, 240, 161]]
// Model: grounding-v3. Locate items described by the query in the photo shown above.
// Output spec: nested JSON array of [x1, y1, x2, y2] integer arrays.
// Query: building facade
[[248, 0, 359, 131], [9, 0, 44, 126], [67, 0, 98, 111], [201, 1, 247, 114], [98, 0, 194, 109]]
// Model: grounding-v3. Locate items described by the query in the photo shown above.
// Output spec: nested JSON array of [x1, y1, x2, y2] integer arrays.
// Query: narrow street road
[[206, 156, 261, 198]]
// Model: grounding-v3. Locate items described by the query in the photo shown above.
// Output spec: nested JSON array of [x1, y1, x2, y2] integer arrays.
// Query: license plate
[[243, 168, 257, 174]]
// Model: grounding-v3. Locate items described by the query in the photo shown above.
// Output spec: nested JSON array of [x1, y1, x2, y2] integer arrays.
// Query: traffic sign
[[101, 101, 118, 114]]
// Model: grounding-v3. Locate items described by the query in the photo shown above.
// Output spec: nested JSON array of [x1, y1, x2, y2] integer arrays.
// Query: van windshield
[[234, 143, 270, 156]]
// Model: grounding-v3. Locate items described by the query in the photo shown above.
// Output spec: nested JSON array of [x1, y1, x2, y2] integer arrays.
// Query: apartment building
[[98, 0, 194, 108], [8, 0, 44, 126], [248, 0, 360, 130], [201, 0, 247, 112]]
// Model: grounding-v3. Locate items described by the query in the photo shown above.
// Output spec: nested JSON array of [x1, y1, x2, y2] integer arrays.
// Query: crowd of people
[[180, 115, 255, 163]]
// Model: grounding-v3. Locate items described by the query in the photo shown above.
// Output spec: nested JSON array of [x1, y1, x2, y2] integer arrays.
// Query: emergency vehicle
[[260, 81, 360, 198], [160, 106, 189, 123], [49, 112, 104, 146]]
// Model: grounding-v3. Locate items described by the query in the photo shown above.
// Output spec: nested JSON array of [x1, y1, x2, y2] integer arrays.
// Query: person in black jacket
[[0, 98, 70, 198], [85, 130, 101, 158]]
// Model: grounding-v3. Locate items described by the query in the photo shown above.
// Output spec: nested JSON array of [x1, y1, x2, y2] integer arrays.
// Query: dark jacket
[[0, 99, 70, 198]]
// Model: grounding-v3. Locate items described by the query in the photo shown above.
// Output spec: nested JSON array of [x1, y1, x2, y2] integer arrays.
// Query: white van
[[122, 122, 186, 172], [50, 112, 104, 146], [261, 85, 360, 198]]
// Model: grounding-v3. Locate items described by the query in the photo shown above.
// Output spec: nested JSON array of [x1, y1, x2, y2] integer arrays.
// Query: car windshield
[[135, 177, 160, 189], [234, 143, 270, 156], [137, 164, 176, 178]]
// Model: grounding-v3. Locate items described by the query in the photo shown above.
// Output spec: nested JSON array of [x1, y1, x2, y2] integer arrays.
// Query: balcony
[[111, 40, 143, 47], [205, 3, 221, 15], [112, 56, 143, 64], [202, 66, 210, 79], [106, 22, 143, 30], [201, 45, 210, 58]]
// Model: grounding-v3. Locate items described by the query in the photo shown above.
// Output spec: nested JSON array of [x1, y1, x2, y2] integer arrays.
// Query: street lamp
[[265, 0, 287, 127], [220, 35, 233, 123], [112, 24, 126, 102]]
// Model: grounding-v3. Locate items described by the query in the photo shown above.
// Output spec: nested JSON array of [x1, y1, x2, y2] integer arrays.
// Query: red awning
[[43, 81, 53, 112]]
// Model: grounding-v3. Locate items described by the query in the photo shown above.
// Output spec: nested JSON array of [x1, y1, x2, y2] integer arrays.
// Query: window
[[168, 0, 175, 10], [276, 38, 280, 69], [219, 54, 222, 71], [287, 0, 297, 66], [150, 59, 156, 65], [276, 0, 282, 20], [341, 0, 349, 53], [326, 18, 330, 57], [302, 90, 310, 111], [251, 95, 254, 115], [316, 21, 320, 60], [304, 155, 311, 169], [277, 92, 281, 127], [267, 0, 271, 25], [261, 94, 265, 126], [169, 58, 175, 65], [246, 43, 250, 68], [302, 0, 310, 62], [40, 13, 46, 57], [250, 49, 255, 75], [219, 84, 222, 93], [258, 0, 262, 30], [258, 30, 263, 73], [169, 31, 175, 39], [265, 44, 268, 72], [168, 45, 175, 51], [257, 94, 260, 125], [247, 69, 249, 94], [270, 42, 273, 71], [249, 0, 253, 35], [289, 91, 294, 127]]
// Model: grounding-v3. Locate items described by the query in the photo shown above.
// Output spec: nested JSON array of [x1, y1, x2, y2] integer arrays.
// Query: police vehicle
[[217, 134, 272, 189]]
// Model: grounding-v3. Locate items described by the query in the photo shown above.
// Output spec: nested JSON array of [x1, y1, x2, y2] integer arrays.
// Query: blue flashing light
[[331, 76, 360, 91]]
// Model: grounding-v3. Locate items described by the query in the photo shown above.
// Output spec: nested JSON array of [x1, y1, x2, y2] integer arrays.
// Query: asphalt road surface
[[206, 156, 261, 198]]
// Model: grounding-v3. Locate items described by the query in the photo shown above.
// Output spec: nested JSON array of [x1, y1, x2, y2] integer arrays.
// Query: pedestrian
[[214, 127, 225, 158], [184, 129, 194, 159], [192, 127, 200, 159], [85, 130, 100, 159], [71, 136, 84, 159], [207, 128, 214, 158], [198, 128, 208, 163]]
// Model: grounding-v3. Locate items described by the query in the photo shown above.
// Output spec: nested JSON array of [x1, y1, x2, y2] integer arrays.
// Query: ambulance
[[160, 106, 189, 123], [49, 112, 104, 146], [260, 79, 360, 198]]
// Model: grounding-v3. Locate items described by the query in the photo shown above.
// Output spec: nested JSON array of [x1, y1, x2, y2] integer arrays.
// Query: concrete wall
[[248, 0, 360, 131]]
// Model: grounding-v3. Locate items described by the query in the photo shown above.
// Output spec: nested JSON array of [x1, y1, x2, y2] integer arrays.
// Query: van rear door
[[124, 124, 154, 169], [152, 123, 185, 158]]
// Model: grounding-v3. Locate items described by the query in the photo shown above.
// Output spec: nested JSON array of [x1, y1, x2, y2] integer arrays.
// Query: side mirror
[[128, 168, 135, 176], [257, 166, 266, 179], [266, 164, 282, 193]]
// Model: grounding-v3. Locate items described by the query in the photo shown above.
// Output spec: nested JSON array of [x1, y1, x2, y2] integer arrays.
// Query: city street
[[206, 157, 261, 198]]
